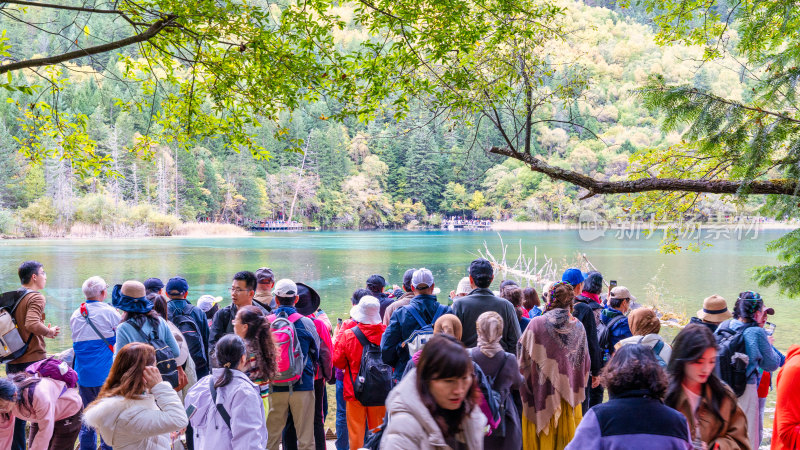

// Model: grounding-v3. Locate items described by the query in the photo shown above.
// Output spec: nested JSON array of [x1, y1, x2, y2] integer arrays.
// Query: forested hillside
[[0, 1, 763, 235]]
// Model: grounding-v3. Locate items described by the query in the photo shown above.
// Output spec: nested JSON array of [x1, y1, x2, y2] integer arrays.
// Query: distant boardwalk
[[441, 218, 493, 230], [246, 220, 305, 231]]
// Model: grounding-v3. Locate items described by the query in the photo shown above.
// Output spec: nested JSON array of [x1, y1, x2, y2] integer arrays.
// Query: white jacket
[[381, 368, 487, 450], [83, 381, 188, 450]]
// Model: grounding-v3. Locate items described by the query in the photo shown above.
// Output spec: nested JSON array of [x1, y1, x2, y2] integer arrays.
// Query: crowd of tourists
[[0, 258, 797, 449]]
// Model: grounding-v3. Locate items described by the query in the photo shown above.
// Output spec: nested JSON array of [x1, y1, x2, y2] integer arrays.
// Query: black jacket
[[452, 288, 521, 353], [689, 316, 719, 333], [574, 294, 602, 375]]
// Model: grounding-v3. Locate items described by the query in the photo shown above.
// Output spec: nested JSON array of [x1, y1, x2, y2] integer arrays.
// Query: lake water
[[0, 229, 797, 353]]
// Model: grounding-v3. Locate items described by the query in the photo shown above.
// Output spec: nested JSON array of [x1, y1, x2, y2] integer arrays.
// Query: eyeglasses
[[229, 288, 250, 294]]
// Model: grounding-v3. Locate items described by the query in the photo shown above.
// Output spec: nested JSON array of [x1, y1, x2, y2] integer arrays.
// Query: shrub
[[0, 209, 15, 234], [20, 197, 56, 225]]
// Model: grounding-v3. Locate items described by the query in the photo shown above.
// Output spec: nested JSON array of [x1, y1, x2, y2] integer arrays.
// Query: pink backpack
[[26, 357, 78, 389], [267, 312, 305, 390]]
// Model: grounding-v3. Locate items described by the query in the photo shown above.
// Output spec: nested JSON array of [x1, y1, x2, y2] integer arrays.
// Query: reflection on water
[[0, 229, 796, 353]]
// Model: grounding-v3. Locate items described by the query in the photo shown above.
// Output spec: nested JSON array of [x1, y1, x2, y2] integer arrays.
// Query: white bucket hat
[[351, 295, 381, 325]]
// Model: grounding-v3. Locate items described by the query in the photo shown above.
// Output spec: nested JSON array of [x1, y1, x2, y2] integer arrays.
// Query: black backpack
[[349, 326, 393, 407], [715, 321, 757, 397], [170, 304, 209, 376], [128, 318, 180, 389], [598, 314, 626, 353]]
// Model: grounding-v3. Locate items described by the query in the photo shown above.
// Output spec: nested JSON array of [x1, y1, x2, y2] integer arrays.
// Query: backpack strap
[[432, 304, 447, 323], [653, 340, 664, 355], [352, 326, 371, 348], [11, 289, 34, 315], [209, 379, 232, 430], [127, 319, 152, 343], [407, 305, 429, 329], [81, 304, 114, 352]]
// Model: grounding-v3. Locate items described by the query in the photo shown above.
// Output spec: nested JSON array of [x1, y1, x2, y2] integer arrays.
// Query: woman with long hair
[[518, 281, 589, 449], [83, 342, 188, 449], [185, 334, 267, 450], [382, 334, 486, 449], [0, 371, 82, 449], [233, 305, 277, 401], [665, 324, 750, 450], [716, 291, 783, 448], [567, 345, 693, 449]]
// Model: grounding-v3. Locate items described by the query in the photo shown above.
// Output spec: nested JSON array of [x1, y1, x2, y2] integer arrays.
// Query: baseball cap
[[366, 274, 387, 289], [255, 267, 275, 284], [197, 295, 222, 312], [165, 276, 189, 295], [273, 279, 298, 297], [561, 268, 585, 286], [411, 268, 434, 289], [143, 277, 164, 293], [610, 286, 637, 302]]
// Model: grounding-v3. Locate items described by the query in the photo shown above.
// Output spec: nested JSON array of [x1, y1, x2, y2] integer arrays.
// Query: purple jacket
[[185, 368, 267, 450], [566, 392, 693, 450]]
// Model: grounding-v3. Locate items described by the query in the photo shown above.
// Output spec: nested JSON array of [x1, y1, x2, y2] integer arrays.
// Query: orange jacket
[[773, 345, 800, 450], [333, 322, 386, 401]]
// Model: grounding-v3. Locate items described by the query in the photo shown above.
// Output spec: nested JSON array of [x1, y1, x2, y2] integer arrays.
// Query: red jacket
[[773, 345, 800, 450], [333, 322, 386, 401]]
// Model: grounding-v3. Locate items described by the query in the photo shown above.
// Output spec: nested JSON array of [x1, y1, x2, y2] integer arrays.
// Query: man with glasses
[[7, 261, 61, 450], [70, 276, 120, 450], [209, 271, 268, 364]]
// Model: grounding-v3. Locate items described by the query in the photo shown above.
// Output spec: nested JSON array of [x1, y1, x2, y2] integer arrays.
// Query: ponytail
[[236, 305, 278, 381], [213, 334, 246, 388]]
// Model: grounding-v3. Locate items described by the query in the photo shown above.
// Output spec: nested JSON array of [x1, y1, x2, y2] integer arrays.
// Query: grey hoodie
[[381, 368, 487, 450]]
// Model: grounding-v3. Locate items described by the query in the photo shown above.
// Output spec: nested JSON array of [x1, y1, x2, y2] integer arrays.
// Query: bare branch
[[0, 16, 175, 74], [489, 146, 800, 196]]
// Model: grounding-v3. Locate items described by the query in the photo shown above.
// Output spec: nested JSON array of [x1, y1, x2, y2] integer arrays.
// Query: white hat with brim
[[351, 296, 382, 325]]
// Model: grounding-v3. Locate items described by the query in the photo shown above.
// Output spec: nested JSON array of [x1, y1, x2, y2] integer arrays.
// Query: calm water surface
[[0, 229, 796, 353]]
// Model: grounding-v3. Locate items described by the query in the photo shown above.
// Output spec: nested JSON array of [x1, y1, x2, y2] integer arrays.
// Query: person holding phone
[[83, 342, 188, 450]]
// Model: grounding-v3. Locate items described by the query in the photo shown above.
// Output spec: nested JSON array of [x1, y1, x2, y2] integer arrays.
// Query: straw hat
[[697, 295, 733, 323]]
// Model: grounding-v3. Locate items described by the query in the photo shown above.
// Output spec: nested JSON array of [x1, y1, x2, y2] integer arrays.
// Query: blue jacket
[[567, 391, 692, 449], [271, 306, 319, 392], [601, 307, 632, 351], [380, 294, 452, 381], [69, 301, 121, 387]]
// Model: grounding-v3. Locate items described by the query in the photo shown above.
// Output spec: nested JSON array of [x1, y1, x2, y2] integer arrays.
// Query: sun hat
[[197, 295, 222, 313], [295, 282, 321, 316], [455, 277, 472, 296], [351, 296, 381, 325], [112, 280, 153, 313], [696, 294, 733, 323]]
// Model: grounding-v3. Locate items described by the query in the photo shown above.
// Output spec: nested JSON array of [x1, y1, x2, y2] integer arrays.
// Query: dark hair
[[522, 287, 541, 309], [601, 344, 668, 399], [500, 285, 524, 319], [583, 271, 603, 295], [417, 335, 480, 439], [205, 304, 219, 320], [546, 282, 574, 313], [236, 305, 278, 381], [609, 295, 628, 309], [214, 334, 247, 388], [351, 288, 372, 306], [276, 295, 295, 306], [666, 324, 731, 432], [0, 378, 16, 420], [735, 292, 763, 322], [149, 293, 169, 321], [732, 298, 741, 319], [18, 261, 43, 285], [469, 259, 494, 288], [233, 271, 257, 292], [9, 373, 39, 416], [499, 279, 519, 290], [120, 308, 161, 330]]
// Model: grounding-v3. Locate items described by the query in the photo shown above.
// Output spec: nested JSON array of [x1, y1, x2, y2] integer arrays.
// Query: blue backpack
[[402, 304, 447, 355]]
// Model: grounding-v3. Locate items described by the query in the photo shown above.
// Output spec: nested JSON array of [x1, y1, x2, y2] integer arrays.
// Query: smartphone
[[765, 322, 776, 336], [609, 280, 617, 288], [337, 318, 343, 326], [185, 404, 197, 420]]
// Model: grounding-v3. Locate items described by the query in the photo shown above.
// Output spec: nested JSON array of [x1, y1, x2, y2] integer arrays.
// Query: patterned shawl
[[517, 308, 590, 433]]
